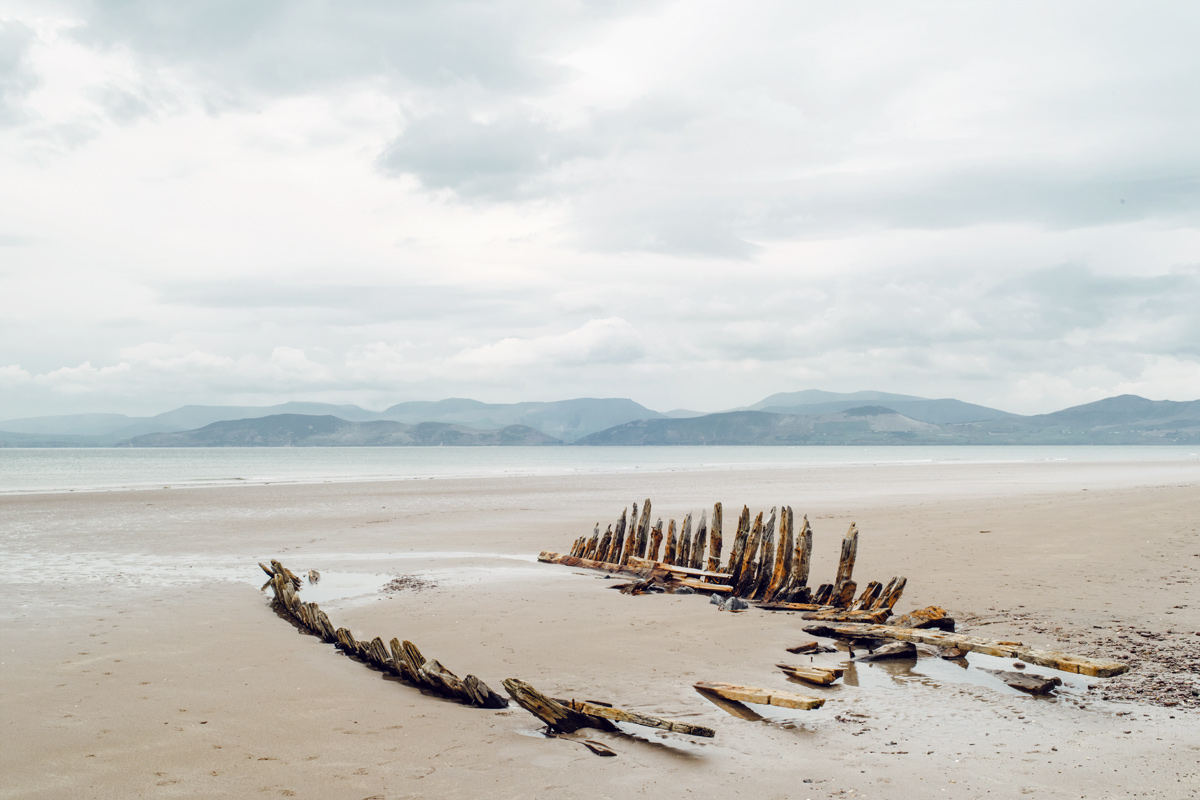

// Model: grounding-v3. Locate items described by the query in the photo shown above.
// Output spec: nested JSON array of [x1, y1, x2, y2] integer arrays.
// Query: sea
[[1, 445, 1196, 495]]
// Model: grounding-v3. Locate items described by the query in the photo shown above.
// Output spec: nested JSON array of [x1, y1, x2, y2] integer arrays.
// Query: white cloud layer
[[1, 1, 1197, 419]]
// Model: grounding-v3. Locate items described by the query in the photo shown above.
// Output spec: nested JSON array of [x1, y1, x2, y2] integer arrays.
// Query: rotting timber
[[547, 500, 905, 612]]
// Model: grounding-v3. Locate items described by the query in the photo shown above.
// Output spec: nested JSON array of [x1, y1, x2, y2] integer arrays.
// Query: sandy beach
[[2, 458, 1198, 799]]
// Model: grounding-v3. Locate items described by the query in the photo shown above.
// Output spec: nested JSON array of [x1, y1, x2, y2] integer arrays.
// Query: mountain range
[[1, 392, 1196, 447]]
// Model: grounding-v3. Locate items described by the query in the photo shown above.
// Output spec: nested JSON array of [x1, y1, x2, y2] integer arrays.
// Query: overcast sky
[[1, 1, 1197, 419]]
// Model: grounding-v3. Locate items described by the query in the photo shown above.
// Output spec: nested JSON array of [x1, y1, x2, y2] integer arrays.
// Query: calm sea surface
[[1, 445, 1196, 494]]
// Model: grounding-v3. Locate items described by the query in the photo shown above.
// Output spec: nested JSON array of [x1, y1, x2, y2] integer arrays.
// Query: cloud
[[451, 317, 646, 374], [0, 20, 38, 125]]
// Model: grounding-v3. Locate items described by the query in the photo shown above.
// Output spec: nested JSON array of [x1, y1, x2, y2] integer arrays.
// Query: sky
[[1, 0, 1198, 420]]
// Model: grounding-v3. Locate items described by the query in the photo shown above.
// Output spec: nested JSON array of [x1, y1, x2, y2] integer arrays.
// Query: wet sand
[[2, 459, 1198, 799]]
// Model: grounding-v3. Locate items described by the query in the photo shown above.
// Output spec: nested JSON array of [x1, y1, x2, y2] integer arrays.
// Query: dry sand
[[2, 458, 1198, 799]]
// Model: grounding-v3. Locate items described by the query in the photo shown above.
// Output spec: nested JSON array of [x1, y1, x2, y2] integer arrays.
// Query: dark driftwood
[[597, 526, 612, 564], [802, 623, 1129, 677], [851, 581, 883, 611], [751, 508, 776, 600], [464, 674, 510, 708], [502, 679, 617, 734], [733, 511, 764, 597], [622, 501, 640, 566], [648, 520, 664, 562], [834, 523, 858, 586], [854, 642, 917, 662], [706, 503, 723, 575], [678, 513, 692, 569], [663, 519, 677, 565], [554, 698, 716, 738], [606, 508, 627, 564], [874, 576, 907, 610], [636, 498, 652, 558], [831, 580, 857, 609], [691, 509, 708, 571], [694, 681, 825, 710], [984, 669, 1062, 695], [725, 506, 750, 588], [812, 583, 833, 605]]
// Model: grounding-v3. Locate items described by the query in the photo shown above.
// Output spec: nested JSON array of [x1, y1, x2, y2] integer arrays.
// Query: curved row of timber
[[259, 559, 721, 737], [553, 499, 906, 619]]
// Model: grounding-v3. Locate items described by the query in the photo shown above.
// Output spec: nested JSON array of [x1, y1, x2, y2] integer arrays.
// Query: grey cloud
[[0, 20, 37, 125], [87, 82, 159, 124], [155, 281, 544, 326], [377, 110, 598, 199], [72, 0, 642, 99]]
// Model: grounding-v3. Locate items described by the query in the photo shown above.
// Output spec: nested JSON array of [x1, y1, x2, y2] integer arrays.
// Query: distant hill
[[577, 396, 1200, 445], [750, 389, 1013, 424], [379, 397, 663, 441], [123, 415, 561, 447], [576, 407, 941, 445]]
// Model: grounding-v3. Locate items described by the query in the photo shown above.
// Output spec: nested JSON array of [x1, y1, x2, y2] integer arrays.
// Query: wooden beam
[[626, 556, 730, 581], [663, 519, 677, 565], [775, 663, 844, 685], [691, 508, 708, 571], [678, 513, 692, 569], [502, 679, 617, 734], [802, 607, 890, 624], [538, 551, 642, 576], [554, 698, 716, 738], [751, 508, 776, 600], [694, 681, 825, 710], [648, 519, 664, 562], [801, 623, 1129, 677]]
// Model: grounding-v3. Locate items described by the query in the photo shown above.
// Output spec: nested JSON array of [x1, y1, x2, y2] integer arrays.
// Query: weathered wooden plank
[[801, 623, 1130, 677], [733, 511, 764, 597], [502, 678, 618, 733], [583, 525, 600, 559], [636, 498, 652, 558], [751, 508, 776, 600], [691, 509, 708, 571], [802, 607, 890, 624], [758, 601, 831, 612], [725, 506, 750, 586], [765, 506, 792, 603], [854, 642, 917, 662], [663, 519, 677, 565], [850, 581, 883, 611], [874, 576, 907, 610], [831, 579, 857, 609], [621, 501, 639, 565], [555, 698, 716, 738], [605, 509, 627, 564], [694, 681, 825, 710], [812, 583, 833, 605], [597, 526, 612, 564], [389, 638, 415, 681], [626, 556, 730, 581], [397, 639, 430, 686], [706, 503, 723, 575], [775, 663, 844, 685], [892, 605, 954, 631], [678, 513, 692, 569], [463, 674, 510, 708], [834, 523, 858, 586], [538, 551, 642, 576], [648, 519, 664, 562]]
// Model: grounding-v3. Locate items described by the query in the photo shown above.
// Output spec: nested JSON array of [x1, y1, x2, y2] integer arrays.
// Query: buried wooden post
[[607, 508, 628, 564], [706, 503, 723, 576], [835, 523, 858, 586], [736, 511, 765, 597], [597, 526, 612, 564], [691, 509, 708, 571], [648, 519, 664, 562], [636, 499, 652, 558], [678, 513, 692, 569], [663, 519, 677, 565], [765, 507, 793, 603], [786, 514, 813, 603], [751, 508, 777, 600], [725, 506, 750, 588]]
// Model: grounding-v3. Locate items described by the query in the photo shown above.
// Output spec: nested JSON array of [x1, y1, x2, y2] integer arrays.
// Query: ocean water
[[1, 445, 1196, 494]]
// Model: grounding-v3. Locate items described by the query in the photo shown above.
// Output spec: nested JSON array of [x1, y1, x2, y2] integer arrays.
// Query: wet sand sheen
[[2, 459, 1198, 799]]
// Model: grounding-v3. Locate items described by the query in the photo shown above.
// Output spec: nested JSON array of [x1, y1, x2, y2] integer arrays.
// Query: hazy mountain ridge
[[3, 392, 1198, 446], [123, 415, 562, 447]]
